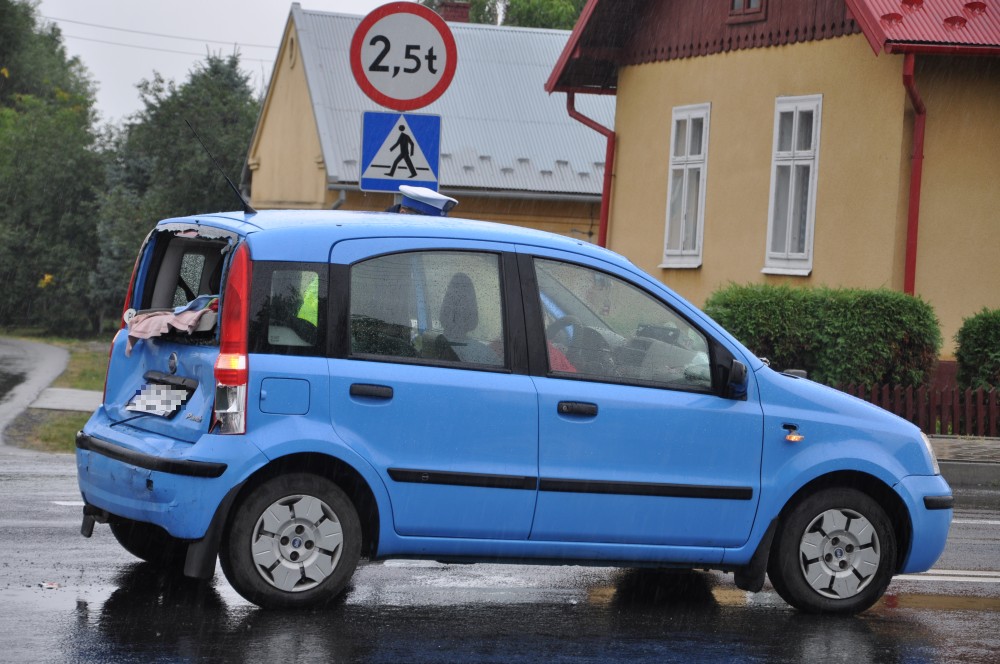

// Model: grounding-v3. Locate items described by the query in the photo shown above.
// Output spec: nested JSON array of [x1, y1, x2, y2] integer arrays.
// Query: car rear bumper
[[895, 473, 953, 574], [75, 418, 265, 540]]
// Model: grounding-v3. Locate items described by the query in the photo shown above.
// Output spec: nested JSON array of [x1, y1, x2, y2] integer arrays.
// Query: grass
[[20, 336, 112, 391], [3, 334, 110, 454], [5, 408, 88, 454]]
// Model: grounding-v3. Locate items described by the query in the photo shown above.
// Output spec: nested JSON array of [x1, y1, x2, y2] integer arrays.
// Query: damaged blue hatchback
[[77, 207, 952, 613]]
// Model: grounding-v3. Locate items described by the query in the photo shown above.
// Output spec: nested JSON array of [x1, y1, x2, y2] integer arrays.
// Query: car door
[[521, 248, 763, 548], [327, 239, 538, 540]]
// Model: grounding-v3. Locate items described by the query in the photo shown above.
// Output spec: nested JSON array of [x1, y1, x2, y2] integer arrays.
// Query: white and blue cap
[[399, 185, 458, 216]]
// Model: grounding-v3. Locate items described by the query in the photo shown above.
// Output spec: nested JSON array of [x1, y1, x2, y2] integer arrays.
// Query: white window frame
[[763, 94, 822, 276], [660, 103, 710, 269]]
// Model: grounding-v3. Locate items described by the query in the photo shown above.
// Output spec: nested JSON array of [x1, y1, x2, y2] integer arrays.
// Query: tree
[[0, 0, 102, 333], [504, 0, 587, 29], [89, 54, 260, 326], [420, 0, 585, 29], [114, 54, 260, 217], [0, 0, 93, 106]]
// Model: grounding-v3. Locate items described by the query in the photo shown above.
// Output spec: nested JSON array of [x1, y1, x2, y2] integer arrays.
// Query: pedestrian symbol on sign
[[360, 112, 441, 192], [388, 125, 419, 178]]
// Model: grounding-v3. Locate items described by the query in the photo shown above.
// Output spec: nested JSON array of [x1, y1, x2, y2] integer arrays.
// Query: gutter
[[902, 53, 925, 296], [886, 44, 1000, 57], [566, 92, 615, 248]]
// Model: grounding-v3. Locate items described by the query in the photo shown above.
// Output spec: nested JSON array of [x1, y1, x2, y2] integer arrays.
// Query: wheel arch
[[771, 470, 912, 572], [227, 452, 382, 559]]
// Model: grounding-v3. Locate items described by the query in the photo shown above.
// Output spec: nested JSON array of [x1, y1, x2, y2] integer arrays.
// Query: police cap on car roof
[[395, 185, 458, 216]]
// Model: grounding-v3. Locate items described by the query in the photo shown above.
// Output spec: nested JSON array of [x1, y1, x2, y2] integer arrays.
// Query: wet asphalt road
[[0, 445, 999, 663]]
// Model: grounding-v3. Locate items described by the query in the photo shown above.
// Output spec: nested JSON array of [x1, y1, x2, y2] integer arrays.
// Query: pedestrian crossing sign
[[360, 112, 441, 192]]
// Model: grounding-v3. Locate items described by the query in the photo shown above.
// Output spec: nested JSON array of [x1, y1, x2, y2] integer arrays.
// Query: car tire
[[767, 487, 896, 614], [109, 517, 188, 570], [220, 473, 362, 609]]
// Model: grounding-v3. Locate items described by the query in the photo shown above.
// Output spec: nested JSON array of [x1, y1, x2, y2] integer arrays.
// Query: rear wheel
[[768, 487, 896, 614], [109, 517, 188, 570], [220, 473, 362, 609]]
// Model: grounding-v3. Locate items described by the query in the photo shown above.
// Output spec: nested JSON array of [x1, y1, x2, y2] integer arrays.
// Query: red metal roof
[[846, 0, 1000, 54], [547, 0, 860, 94], [549, 1, 1000, 94]]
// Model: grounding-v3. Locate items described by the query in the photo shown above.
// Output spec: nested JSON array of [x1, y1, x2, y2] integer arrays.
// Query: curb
[[30, 388, 101, 412], [939, 460, 1000, 491]]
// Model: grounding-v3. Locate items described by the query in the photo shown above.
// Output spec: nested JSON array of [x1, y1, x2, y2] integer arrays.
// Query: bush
[[955, 308, 1000, 389], [704, 284, 940, 387]]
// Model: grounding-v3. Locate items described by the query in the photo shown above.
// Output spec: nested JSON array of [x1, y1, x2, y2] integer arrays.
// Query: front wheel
[[768, 487, 896, 614], [220, 473, 362, 609]]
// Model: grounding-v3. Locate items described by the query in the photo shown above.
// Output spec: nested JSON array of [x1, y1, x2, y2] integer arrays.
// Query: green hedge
[[704, 284, 941, 387], [955, 308, 1000, 389]]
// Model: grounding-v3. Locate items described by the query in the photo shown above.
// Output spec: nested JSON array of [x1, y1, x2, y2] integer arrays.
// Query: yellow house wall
[[912, 56, 1000, 357], [247, 23, 328, 209], [610, 34, 909, 310]]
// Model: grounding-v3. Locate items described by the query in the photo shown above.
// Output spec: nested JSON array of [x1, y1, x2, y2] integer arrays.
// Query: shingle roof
[[846, 0, 1000, 54], [291, 3, 614, 198]]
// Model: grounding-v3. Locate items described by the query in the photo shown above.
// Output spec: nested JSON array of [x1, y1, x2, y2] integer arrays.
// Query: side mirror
[[730, 359, 747, 385], [727, 360, 748, 400]]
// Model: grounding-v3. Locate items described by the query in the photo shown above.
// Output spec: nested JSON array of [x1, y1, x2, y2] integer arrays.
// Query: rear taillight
[[213, 242, 252, 434]]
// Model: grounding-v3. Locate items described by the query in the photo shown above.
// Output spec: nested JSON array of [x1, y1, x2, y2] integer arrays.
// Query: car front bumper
[[895, 473, 953, 574]]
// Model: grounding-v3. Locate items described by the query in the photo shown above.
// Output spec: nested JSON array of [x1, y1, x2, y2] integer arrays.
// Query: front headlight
[[920, 432, 941, 475]]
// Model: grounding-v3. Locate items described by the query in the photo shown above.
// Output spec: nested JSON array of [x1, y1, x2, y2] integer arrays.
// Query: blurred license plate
[[126, 383, 191, 418]]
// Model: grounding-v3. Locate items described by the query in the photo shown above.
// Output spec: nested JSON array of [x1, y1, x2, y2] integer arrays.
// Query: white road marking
[[897, 569, 1000, 583], [53, 501, 85, 507], [917, 569, 1000, 577], [953, 518, 1000, 527]]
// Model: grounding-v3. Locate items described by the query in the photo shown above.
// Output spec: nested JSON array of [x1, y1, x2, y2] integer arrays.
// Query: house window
[[764, 95, 822, 275], [661, 103, 710, 269], [728, 0, 766, 23]]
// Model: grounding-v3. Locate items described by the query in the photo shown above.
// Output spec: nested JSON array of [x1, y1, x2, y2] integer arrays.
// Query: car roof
[[157, 209, 632, 267]]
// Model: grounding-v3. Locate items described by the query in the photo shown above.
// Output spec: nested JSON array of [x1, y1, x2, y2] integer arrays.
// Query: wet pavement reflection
[[52, 564, 999, 663]]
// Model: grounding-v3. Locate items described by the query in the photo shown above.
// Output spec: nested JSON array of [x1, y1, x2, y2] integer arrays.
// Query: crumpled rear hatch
[[103, 223, 239, 443]]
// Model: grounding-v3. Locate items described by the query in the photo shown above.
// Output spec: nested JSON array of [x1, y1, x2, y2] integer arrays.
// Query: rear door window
[[350, 251, 505, 368]]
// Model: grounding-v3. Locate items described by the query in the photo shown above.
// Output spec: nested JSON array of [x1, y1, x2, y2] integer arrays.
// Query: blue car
[[76, 208, 952, 613]]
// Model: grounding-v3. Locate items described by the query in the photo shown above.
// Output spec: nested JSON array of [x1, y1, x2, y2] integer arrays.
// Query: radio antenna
[[184, 119, 257, 215]]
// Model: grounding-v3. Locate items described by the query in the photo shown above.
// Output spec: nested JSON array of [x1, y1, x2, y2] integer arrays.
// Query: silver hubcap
[[251, 494, 344, 593], [798, 507, 880, 599]]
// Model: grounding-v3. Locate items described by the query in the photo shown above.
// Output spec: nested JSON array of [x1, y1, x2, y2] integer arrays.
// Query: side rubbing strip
[[923, 495, 954, 510], [388, 468, 537, 490], [538, 478, 753, 500]]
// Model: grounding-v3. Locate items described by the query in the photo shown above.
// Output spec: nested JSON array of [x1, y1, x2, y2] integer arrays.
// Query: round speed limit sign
[[350, 2, 458, 111]]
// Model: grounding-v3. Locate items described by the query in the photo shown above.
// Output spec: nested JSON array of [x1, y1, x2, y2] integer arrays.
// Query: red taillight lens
[[214, 242, 251, 386], [213, 242, 251, 435]]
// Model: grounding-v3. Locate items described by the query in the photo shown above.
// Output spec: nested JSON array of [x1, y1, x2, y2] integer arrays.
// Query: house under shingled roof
[[243, 3, 615, 239]]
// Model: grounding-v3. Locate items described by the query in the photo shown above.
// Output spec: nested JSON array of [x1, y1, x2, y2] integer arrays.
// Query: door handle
[[350, 383, 394, 399], [557, 401, 598, 417]]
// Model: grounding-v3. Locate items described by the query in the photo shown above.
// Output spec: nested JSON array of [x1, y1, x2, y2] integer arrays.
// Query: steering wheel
[[545, 315, 582, 342]]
